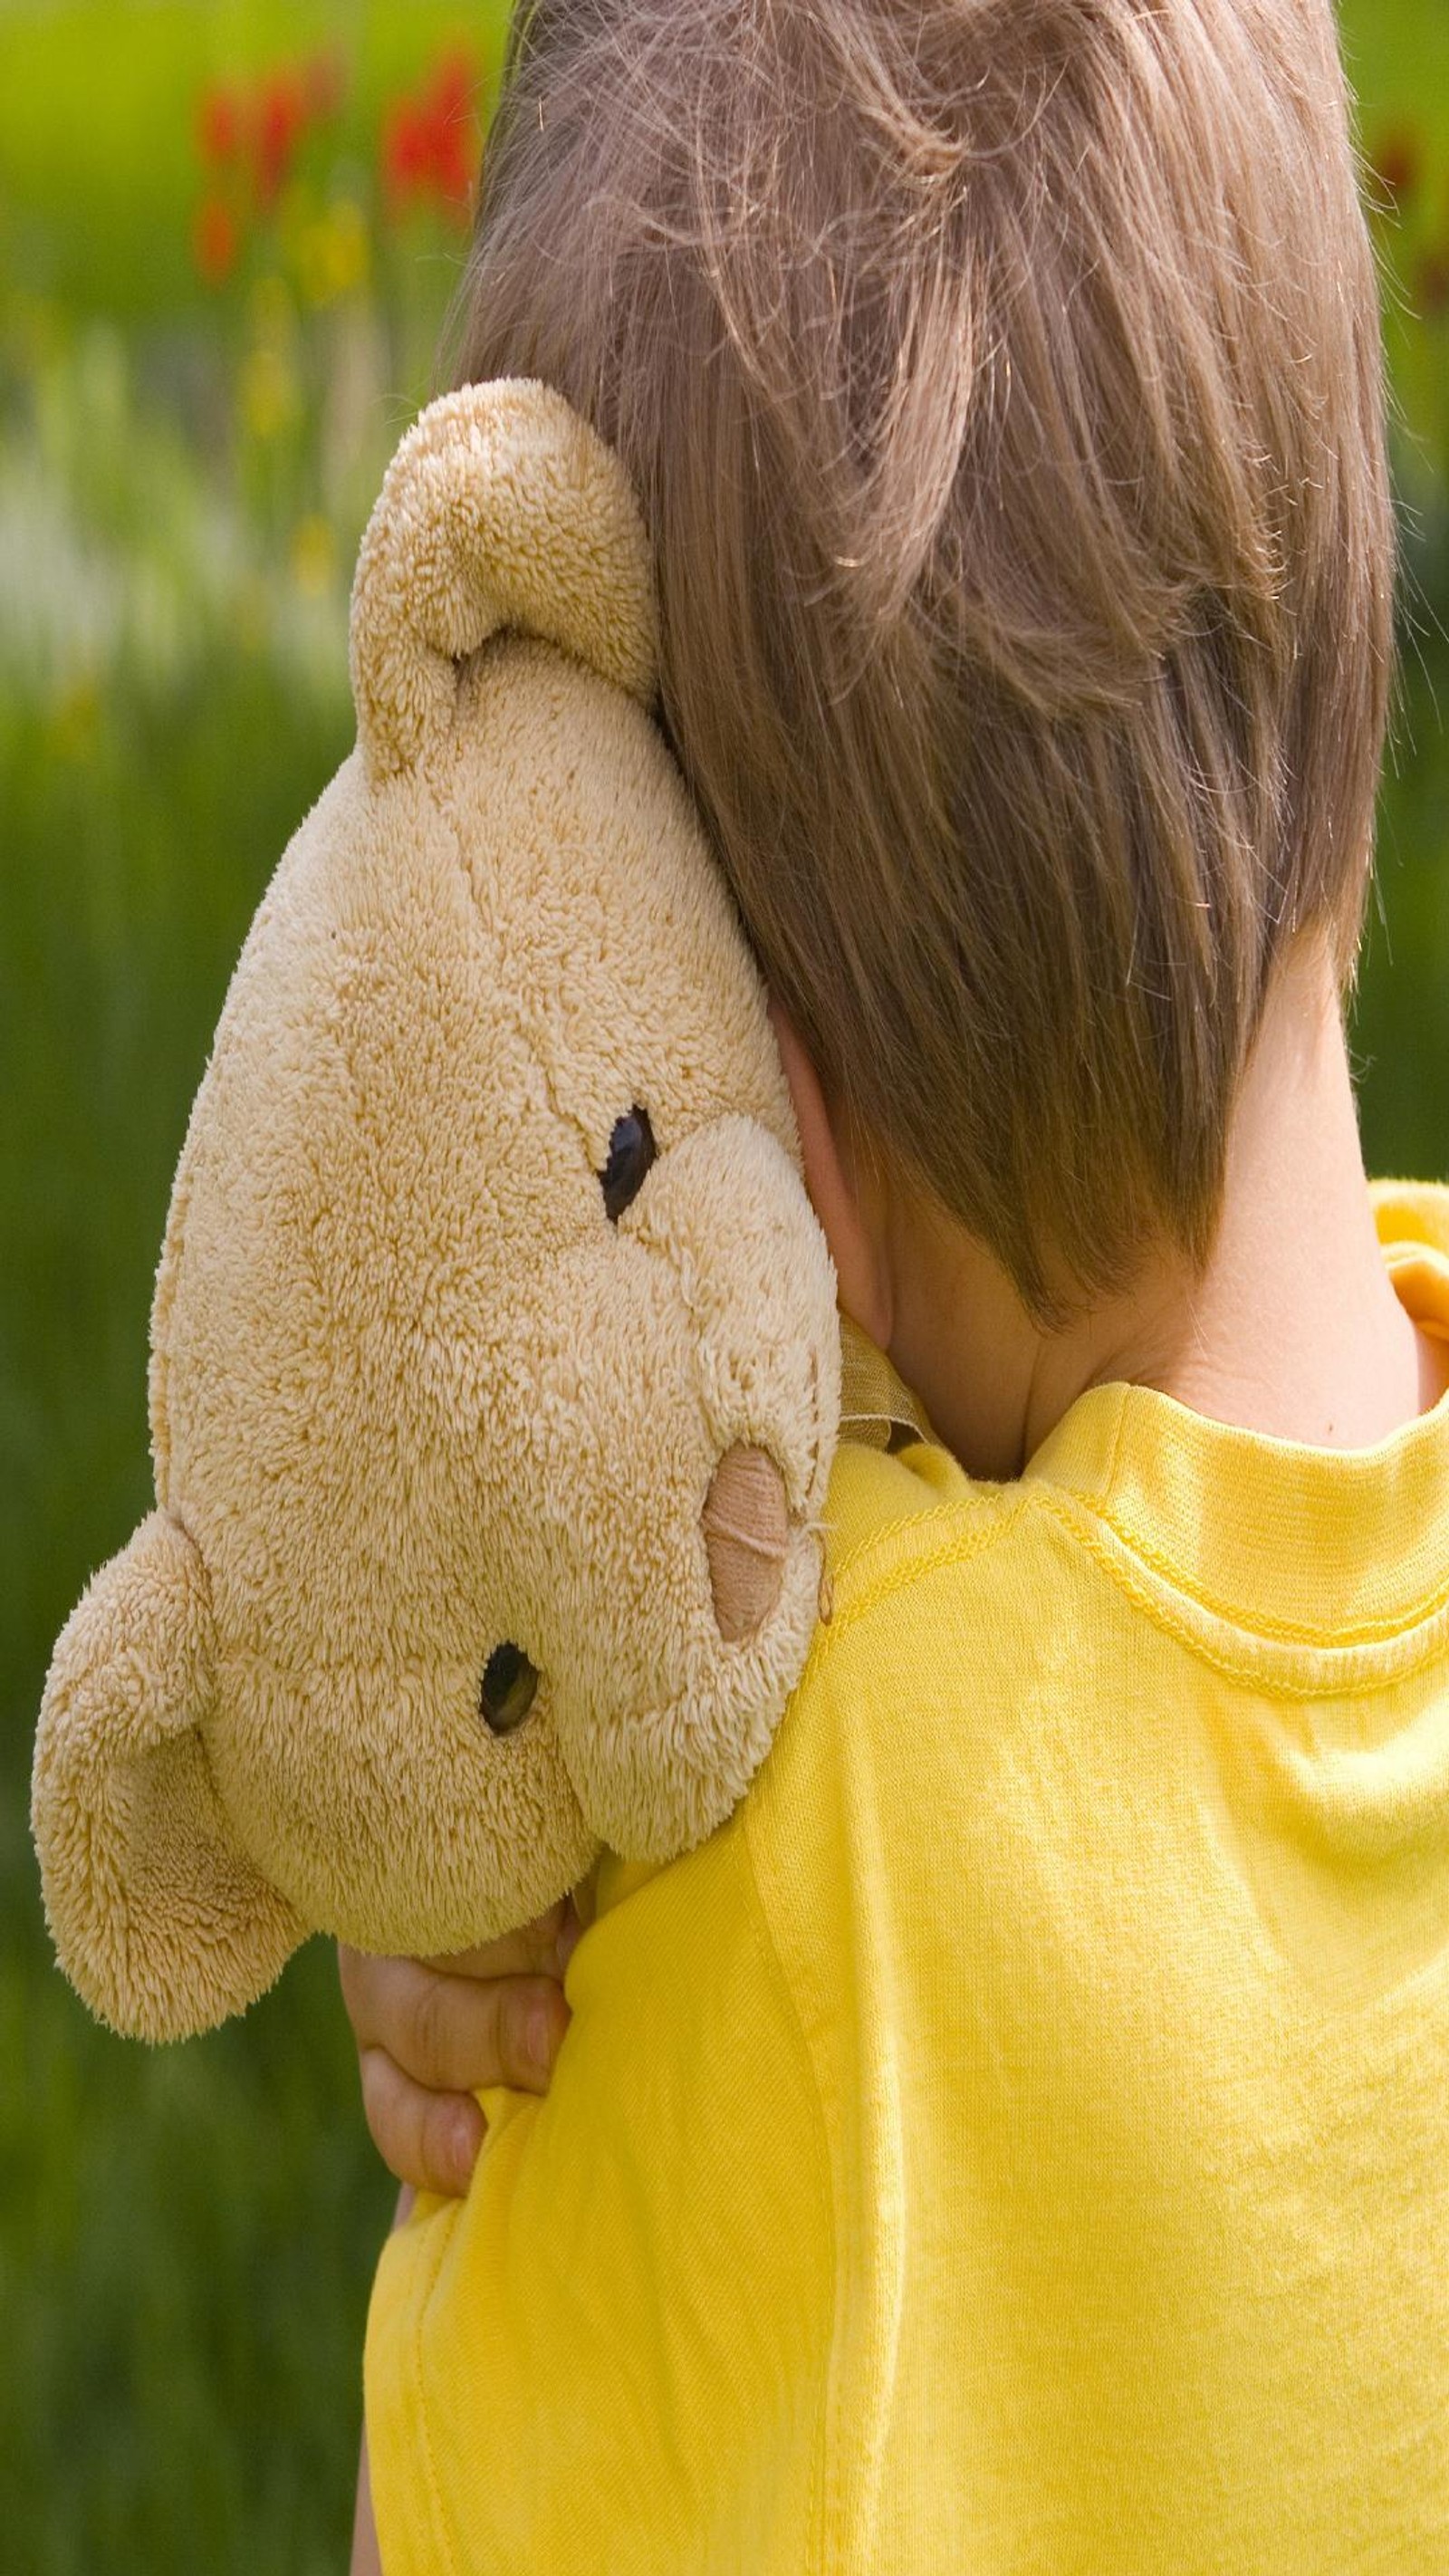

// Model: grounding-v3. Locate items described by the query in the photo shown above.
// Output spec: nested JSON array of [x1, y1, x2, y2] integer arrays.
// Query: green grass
[[1355, 636, 1449, 1183], [2, 1940, 389, 2571], [0, 14, 504, 2537], [0, 649, 397, 2571], [2, 1, 1449, 2568]]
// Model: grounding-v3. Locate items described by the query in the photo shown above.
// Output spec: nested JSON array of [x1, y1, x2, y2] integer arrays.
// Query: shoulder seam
[[813, 1475, 1449, 1697], [1072, 1489, 1449, 1645], [811, 1489, 1027, 1667], [1032, 1485, 1449, 1695]]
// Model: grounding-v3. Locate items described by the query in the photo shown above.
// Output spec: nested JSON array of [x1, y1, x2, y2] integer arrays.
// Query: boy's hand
[[338, 1894, 582, 2197]]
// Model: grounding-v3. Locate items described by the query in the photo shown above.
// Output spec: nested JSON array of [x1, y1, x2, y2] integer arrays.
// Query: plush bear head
[[31, 380, 840, 2042]]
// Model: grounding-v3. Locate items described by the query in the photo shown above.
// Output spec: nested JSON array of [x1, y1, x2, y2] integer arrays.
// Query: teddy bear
[[30, 379, 849, 2043]]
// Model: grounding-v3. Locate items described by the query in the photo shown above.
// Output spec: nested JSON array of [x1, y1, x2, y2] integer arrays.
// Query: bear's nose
[[701, 1445, 791, 1642]]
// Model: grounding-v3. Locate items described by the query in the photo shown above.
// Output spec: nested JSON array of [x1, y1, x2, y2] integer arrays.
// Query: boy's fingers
[[340, 1946, 571, 2093], [422, 1894, 579, 1981], [359, 2046, 486, 2198]]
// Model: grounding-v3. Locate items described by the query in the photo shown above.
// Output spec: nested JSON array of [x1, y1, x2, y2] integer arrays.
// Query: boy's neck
[[879, 940, 1446, 1478]]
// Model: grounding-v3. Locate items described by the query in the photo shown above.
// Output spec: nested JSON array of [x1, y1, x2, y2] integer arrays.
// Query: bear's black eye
[[479, 1641, 539, 1736], [599, 1106, 657, 1222]]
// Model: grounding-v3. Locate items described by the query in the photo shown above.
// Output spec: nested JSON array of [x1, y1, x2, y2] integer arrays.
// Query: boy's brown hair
[[448, 0, 1394, 1319]]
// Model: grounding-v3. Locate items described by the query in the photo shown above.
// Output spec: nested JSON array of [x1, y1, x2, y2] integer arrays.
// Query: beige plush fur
[[31, 381, 840, 2043]]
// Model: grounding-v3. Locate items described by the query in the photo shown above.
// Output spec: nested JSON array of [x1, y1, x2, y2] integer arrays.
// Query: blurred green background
[[2, 2, 1448, 2566]]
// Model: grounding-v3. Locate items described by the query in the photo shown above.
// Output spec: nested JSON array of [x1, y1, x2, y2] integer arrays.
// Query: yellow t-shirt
[[366, 1181, 1449, 2573]]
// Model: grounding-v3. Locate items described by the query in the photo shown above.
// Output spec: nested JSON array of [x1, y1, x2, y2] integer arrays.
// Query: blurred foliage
[[0, 479, 387, 2576], [1, 0, 1448, 2568], [0, 7, 506, 2569], [1342, 5, 1449, 507], [1338, 3, 1449, 1180], [0, 0, 497, 321]]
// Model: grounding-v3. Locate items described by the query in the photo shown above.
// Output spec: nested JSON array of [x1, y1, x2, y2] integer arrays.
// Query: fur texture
[[31, 381, 840, 2042]]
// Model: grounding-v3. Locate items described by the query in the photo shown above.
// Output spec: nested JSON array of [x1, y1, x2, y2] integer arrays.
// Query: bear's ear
[[31, 1512, 302, 2043], [350, 377, 657, 780]]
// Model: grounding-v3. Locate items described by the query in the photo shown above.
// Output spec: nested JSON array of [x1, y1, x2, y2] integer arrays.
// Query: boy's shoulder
[[820, 1432, 1008, 1602], [822, 1316, 1022, 1600], [811, 1308, 1050, 1660], [747, 1418, 1064, 1877]]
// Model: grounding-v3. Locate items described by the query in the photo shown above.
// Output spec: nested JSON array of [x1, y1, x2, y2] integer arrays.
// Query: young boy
[[343, 0, 1449, 2564]]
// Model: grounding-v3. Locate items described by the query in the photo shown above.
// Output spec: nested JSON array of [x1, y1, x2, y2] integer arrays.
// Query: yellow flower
[[241, 342, 299, 441], [296, 199, 369, 307], [291, 514, 336, 596]]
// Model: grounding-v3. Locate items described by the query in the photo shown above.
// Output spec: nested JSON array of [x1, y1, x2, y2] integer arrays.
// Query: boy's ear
[[31, 1512, 302, 2043], [350, 377, 657, 780], [769, 1000, 894, 1350]]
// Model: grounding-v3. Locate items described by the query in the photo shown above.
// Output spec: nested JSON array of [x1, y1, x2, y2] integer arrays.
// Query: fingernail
[[526, 2000, 554, 2071]]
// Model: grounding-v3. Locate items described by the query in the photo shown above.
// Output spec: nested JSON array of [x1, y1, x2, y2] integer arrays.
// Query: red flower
[[193, 195, 240, 286], [194, 53, 349, 228], [1371, 124, 1421, 209], [430, 49, 474, 136], [381, 49, 480, 226], [431, 51, 478, 216], [382, 100, 429, 208], [197, 83, 243, 166], [254, 71, 307, 206]]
